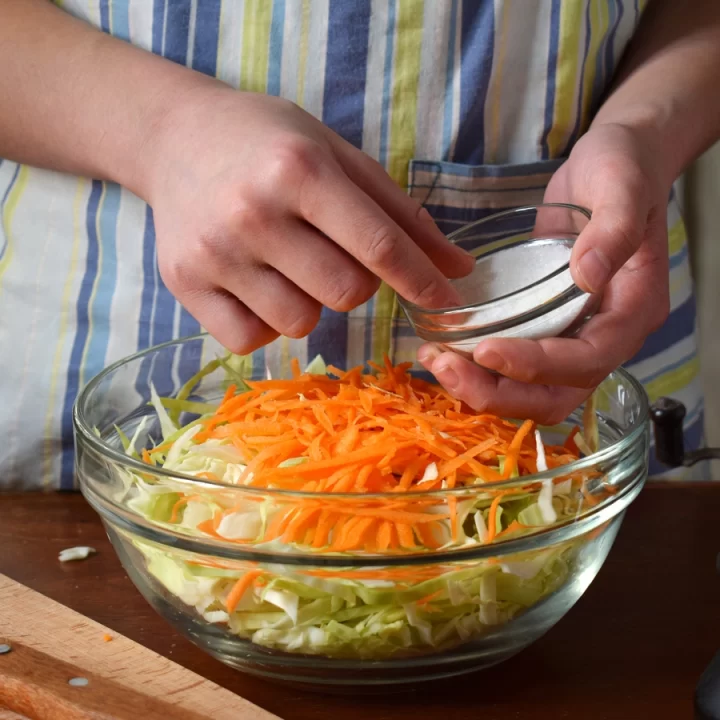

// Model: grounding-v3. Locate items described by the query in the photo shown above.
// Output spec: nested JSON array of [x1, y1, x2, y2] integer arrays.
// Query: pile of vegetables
[[114, 354, 601, 659]]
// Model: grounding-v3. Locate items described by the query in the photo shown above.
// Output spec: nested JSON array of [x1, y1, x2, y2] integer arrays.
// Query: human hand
[[144, 86, 473, 352], [418, 123, 671, 424]]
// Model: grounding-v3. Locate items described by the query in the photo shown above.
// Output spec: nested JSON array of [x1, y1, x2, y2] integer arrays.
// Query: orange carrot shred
[[226, 570, 263, 613]]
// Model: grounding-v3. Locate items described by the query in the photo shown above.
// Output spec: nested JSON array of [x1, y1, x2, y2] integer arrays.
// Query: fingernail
[[577, 249, 612, 292], [435, 364, 459, 391], [418, 344, 440, 368], [475, 349, 505, 373]]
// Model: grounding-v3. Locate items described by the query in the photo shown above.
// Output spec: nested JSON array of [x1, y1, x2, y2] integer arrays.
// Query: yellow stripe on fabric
[[375, 0, 425, 362], [43, 177, 86, 488], [387, 0, 424, 187], [545, 2, 584, 158], [668, 218, 687, 256], [241, 0, 272, 93], [644, 356, 700, 403], [297, 0, 311, 108], [0, 164, 30, 293], [578, 0, 608, 134], [486, 0, 511, 163]]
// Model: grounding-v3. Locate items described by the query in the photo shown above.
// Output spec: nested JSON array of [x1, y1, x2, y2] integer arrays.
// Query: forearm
[[592, 0, 720, 188], [0, 0, 216, 197]]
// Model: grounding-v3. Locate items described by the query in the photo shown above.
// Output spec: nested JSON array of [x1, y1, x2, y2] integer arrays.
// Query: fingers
[[418, 345, 589, 425], [221, 264, 323, 339], [298, 152, 466, 309], [569, 163, 651, 293], [178, 288, 279, 355], [333, 140, 474, 280], [266, 220, 381, 312]]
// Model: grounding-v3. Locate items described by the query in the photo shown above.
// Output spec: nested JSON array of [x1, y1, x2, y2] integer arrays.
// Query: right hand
[[142, 86, 473, 353]]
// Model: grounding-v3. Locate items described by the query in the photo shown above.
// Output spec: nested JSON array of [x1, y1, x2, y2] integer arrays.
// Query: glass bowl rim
[[73, 331, 649, 501], [398, 203, 592, 319]]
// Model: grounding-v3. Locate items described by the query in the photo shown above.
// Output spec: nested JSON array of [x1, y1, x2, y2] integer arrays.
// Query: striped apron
[[0, 0, 701, 488]]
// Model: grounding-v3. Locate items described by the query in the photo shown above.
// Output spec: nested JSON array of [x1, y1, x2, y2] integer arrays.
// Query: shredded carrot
[[142, 354, 582, 553], [503, 419, 534, 479], [102, 633, 113, 643], [416, 589, 443, 606], [486, 492, 509, 543], [226, 570, 263, 613]]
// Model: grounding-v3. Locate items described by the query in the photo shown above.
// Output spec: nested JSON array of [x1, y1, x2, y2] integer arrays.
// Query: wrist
[[115, 71, 224, 201], [590, 100, 685, 192]]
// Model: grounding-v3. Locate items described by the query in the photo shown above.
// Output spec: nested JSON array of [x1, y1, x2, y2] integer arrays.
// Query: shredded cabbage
[[116, 352, 599, 660], [135, 535, 576, 659]]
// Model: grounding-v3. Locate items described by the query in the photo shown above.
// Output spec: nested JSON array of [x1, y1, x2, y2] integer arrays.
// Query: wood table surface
[[1, 483, 718, 720]]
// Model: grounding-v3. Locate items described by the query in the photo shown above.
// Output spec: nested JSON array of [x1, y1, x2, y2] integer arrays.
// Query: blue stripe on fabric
[[0, 164, 20, 264], [135, 205, 158, 402], [378, 0, 397, 169], [321, 0, 371, 148], [108, 0, 130, 40], [410, 158, 565, 178], [192, 0, 222, 76], [60, 180, 103, 488], [541, 0, 561, 160], [364, 297, 375, 360], [601, 1, 623, 108], [452, 0, 494, 165], [177, 306, 201, 381], [164, 0, 193, 65], [151, 0, 167, 54], [83, 184, 121, 379], [589, 0, 613, 114], [441, 0, 459, 160], [99, 0, 110, 32], [566, 1, 593, 151], [266, 0, 286, 96], [134, 209, 178, 398], [628, 294, 697, 366], [136, 205, 157, 355], [252, 345, 267, 382], [422, 202, 540, 225], [311, 0, 372, 367]]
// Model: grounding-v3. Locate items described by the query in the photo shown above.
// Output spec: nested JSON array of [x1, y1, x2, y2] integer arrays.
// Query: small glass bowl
[[399, 204, 599, 358], [74, 320, 649, 687]]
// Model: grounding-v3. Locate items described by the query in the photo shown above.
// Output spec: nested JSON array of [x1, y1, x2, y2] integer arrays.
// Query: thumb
[[570, 174, 650, 293]]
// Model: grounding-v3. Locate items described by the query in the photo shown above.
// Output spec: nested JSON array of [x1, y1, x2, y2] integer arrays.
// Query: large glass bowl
[[74, 320, 649, 686]]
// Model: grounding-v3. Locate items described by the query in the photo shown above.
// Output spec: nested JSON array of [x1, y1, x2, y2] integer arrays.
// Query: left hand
[[418, 123, 672, 424]]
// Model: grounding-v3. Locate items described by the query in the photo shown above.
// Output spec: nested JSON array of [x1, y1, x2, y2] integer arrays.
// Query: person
[[1, 0, 718, 490]]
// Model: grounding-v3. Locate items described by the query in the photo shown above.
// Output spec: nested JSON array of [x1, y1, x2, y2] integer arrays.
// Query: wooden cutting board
[[0, 573, 281, 720]]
